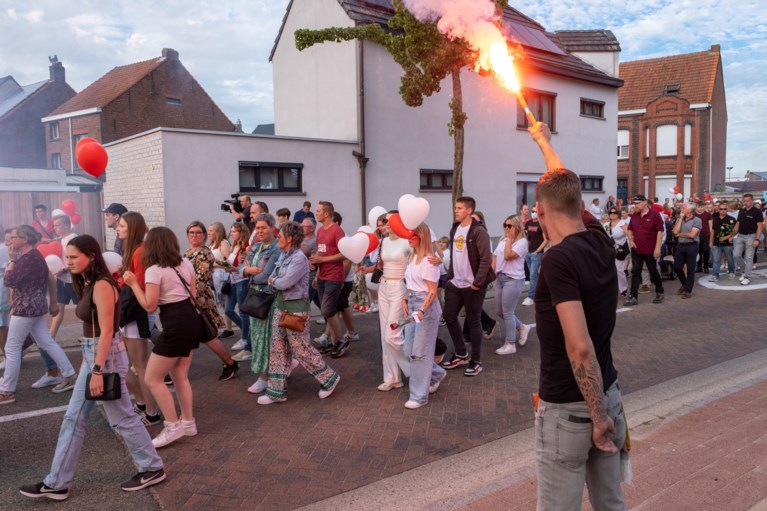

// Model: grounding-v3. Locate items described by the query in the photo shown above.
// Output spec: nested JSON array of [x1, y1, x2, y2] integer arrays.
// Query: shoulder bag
[[173, 267, 218, 342], [371, 238, 384, 284], [85, 284, 121, 401], [608, 223, 630, 261]]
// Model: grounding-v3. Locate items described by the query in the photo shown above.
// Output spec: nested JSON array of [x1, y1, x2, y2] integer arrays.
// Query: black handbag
[[220, 279, 232, 295], [371, 238, 384, 284], [240, 287, 275, 320], [85, 293, 122, 401], [173, 268, 219, 342], [615, 241, 630, 261]]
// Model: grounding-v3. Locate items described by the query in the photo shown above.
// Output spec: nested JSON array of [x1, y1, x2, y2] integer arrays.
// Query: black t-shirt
[[524, 219, 545, 252], [736, 207, 764, 235], [535, 221, 619, 404], [712, 214, 736, 247]]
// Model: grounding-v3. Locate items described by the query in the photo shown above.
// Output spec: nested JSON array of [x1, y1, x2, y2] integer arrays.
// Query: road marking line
[[0, 405, 68, 424]]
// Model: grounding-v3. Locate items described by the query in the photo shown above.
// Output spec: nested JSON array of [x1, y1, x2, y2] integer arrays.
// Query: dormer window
[[167, 98, 181, 106], [664, 83, 681, 95]]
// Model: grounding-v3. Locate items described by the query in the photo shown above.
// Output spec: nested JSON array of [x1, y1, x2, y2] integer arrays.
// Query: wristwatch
[[92, 363, 102, 372]]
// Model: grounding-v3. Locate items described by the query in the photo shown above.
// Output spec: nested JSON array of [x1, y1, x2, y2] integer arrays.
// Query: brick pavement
[[462, 379, 767, 511]]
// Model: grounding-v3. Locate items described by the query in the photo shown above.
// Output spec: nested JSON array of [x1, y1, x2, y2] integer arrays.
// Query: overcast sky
[[1, 0, 764, 176]]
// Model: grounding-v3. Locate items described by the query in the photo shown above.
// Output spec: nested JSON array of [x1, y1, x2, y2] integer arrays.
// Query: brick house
[[617, 45, 727, 203], [0, 58, 76, 168], [42, 48, 235, 173]]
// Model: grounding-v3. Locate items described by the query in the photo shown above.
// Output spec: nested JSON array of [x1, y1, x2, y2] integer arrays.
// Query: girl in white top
[[492, 215, 531, 355], [376, 212, 412, 391], [606, 207, 630, 295], [125, 227, 203, 450]]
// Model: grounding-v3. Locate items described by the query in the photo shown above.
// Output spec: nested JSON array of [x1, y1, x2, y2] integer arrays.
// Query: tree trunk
[[451, 69, 465, 208]]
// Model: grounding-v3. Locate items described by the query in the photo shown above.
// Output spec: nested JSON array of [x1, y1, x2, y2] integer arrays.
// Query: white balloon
[[45, 254, 64, 274], [667, 187, 675, 194], [51, 208, 65, 217], [365, 271, 379, 291], [676, 193, 683, 201], [398, 194, 430, 230], [368, 206, 387, 228], [357, 225, 374, 234], [102, 251, 123, 274], [338, 233, 369, 264]]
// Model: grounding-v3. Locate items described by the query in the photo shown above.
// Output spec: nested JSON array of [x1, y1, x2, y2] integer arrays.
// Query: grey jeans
[[535, 382, 627, 511], [734, 233, 756, 278]]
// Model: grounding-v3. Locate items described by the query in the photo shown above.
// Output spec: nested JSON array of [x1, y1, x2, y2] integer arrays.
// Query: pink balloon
[[398, 194, 430, 230]]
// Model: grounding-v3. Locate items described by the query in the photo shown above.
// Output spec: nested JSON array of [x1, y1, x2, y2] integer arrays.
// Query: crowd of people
[[3, 123, 765, 507]]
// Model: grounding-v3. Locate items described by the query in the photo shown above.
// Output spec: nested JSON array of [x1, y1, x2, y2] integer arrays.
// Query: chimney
[[162, 48, 179, 61], [234, 119, 243, 133], [48, 56, 65, 82], [710, 44, 720, 53]]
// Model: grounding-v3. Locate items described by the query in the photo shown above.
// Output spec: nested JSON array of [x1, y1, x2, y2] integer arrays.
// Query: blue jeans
[[44, 337, 163, 490], [710, 245, 735, 277], [225, 280, 251, 349], [403, 292, 446, 405], [494, 274, 524, 343], [536, 382, 626, 510], [525, 252, 542, 298]]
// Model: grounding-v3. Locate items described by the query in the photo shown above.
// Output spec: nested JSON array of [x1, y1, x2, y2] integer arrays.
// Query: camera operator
[[230, 195, 254, 232]]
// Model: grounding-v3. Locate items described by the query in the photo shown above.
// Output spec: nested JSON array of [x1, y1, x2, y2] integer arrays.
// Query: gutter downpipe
[[354, 39, 369, 226]]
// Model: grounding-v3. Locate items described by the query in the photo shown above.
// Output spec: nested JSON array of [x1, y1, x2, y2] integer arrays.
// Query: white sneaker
[[247, 379, 268, 394], [315, 317, 326, 325], [495, 342, 517, 355], [429, 372, 447, 394], [231, 339, 247, 351], [232, 350, 252, 361], [152, 421, 184, 448], [728, 273, 736, 280], [377, 381, 404, 392], [344, 331, 360, 342], [517, 324, 531, 347], [405, 400, 425, 409], [741, 278, 751, 286], [287, 358, 300, 378], [257, 395, 286, 405], [739, 274, 745, 282], [369, 302, 379, 313], [181, 418, 198, 437], [312, 334, 329, 347], [522, 297, 534, 306], [31, 374, 62, 389], [319, 376, 340, 399]]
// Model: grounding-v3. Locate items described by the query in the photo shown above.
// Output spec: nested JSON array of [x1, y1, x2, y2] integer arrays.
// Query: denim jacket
[[270, 248, 310, 301], [242, 239, 280, 292]]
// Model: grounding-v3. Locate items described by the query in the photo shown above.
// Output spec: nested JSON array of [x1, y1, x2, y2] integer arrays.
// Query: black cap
[[101, 203, 128, 215], [631, 195, 647, 203]]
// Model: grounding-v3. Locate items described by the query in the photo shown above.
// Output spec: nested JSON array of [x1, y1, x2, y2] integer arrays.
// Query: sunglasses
[[503, 223, 514, 229], [719, 208, 727, 211], [609, 211, 618, 214]]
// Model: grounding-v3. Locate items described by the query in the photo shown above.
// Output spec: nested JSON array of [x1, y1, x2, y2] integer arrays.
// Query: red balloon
[[60, 199, 77, 216], [37, 241, 63, 259], [75, 137, 98, 153], [388, 213, 415, 239], [673, 186, 679, 194], [76, 142, 108, 177], [364, 233, 380, 255], [71, 213, 82, 225]]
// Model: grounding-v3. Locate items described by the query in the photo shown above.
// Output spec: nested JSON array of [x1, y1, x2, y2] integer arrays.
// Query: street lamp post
[[727, 166, 734, 182]]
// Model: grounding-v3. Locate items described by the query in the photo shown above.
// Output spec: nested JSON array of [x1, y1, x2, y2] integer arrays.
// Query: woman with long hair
[[607, 207, 630, 295], [0, 225, 77, 405], [492, 215, 530, 355], [19, 235, 164, 501], [185, 221, 239, 380], [125, 227, 203, 448], [208, 221, 234, 338], [115, 212, 160, 425], [226, 222, 251, 359], [241, 213, 281, 395], [257, 222, 339, 404], [401, 223, 446, 409]]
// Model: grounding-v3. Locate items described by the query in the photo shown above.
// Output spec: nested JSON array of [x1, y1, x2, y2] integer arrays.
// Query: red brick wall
[[0, 80, 75, 168], [46, 113, 103, 172]]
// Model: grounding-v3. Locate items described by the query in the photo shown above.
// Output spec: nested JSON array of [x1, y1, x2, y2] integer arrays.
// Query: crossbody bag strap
[[172, 267, 203, 316]]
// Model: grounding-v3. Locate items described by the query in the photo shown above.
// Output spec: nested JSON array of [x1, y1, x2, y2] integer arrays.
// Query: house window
[[51, 153, 61, 169], [239, 162, 303, 193], [617, 130, 629, 159], [419, 169, 453, 191], [167, 98, 181, 106], [580, 99, 604, 119], [516, 181, 537, 210], [517, 90, 556, 130], [72, 134, 89, 169], [581, 175, 604, 192], [656, 125, 677, 157], [49, 122, 60, 140], [684, 124, 692, 156], [664, 83, 681, 95]]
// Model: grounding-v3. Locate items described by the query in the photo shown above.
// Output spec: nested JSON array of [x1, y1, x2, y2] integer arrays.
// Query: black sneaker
[[319, 343, 335, 356], [623, 296, 638, 306], [164, 374, 173, 386], [133, 402, 146, 415], [652, 292, 664, 304], [441, 353, 469, 369], [219, 360, 240, 381], [331, 339, 350, 359], [464, 361, 483, 377], [219, 329, 235, 339], [140, 411, 163, 426], [19, 482, 69, 501], [120, 469, 166, 491]]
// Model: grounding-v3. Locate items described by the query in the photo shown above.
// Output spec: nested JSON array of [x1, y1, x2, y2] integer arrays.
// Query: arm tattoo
[[571, 353, 608, 423]]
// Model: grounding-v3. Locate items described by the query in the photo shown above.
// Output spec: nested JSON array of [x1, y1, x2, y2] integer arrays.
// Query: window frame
[[49, 122, 60, 140], [167, 98, 182, 106], [580, 175, 604, 192], [617, 130, 630, 160], [51, 153, 62, 169], [72, 134, 89, 170], [419, 168, 453, 192], [516, 88, 557, 131], [238, 161, 304, 194], [580, 98, 605, 119]]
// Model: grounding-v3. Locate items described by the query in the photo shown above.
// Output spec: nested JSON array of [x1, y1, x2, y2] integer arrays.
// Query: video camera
[[221, 193, 243, 213]]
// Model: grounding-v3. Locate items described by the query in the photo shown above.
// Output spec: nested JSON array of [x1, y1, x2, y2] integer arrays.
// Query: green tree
[[295, 0, 509, 206]]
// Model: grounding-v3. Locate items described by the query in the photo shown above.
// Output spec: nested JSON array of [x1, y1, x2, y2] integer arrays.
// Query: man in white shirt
[[588, 198, 602, 217]]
